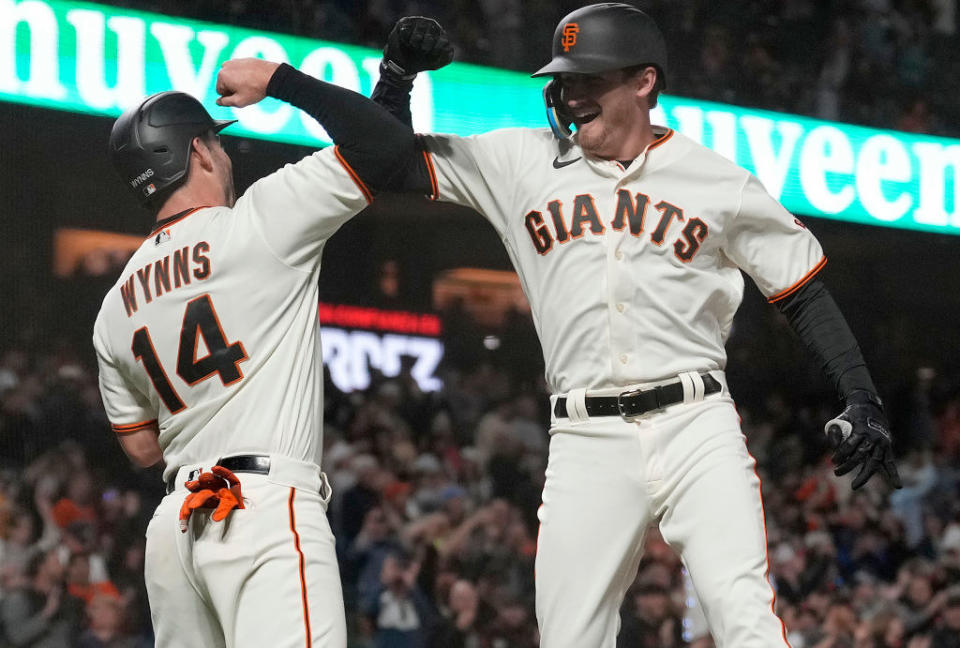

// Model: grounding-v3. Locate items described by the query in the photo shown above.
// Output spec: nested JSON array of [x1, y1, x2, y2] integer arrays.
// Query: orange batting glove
[[179, 466, 245, 533]]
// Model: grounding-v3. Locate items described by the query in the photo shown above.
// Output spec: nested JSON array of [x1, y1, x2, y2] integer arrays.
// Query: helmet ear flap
[[543, 79, 573, 140]]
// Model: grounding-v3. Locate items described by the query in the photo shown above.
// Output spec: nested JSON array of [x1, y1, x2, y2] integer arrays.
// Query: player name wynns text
[[119, 243, 212, 317]]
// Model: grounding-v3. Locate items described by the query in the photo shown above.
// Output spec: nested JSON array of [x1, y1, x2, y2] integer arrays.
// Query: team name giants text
[[524, 190, 708, 262]]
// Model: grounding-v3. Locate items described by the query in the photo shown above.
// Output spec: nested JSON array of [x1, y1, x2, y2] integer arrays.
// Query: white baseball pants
[[145, 454, 346, 648], [535, 381, 789, 647]]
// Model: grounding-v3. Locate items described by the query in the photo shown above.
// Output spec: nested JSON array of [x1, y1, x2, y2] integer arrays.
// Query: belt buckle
[[616, 388, 644, 421], [617, 385, 666, 421]]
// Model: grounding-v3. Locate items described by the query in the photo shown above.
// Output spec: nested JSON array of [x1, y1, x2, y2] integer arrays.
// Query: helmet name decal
[[129, 168, 155, 188], [561, 23, 579, 52]]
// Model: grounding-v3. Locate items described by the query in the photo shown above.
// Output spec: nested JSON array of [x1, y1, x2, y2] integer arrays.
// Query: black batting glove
[[382, 16, 454, 80], [825, 390, 902, 490]]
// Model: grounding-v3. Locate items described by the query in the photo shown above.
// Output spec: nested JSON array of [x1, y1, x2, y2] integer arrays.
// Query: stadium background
[[2, 1, 960, 646]]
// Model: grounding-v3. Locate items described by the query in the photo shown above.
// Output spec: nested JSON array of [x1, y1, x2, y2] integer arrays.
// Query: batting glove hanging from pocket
[[825, 390, 903, 491], [179, 466, 245, 533]]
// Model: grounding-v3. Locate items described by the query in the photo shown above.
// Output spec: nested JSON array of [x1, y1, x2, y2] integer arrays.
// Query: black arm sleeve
[[370, 74, 435, 194], [265, 63, 414, 190], [371, 71, 414, 129], [775, 278, 878, 399]]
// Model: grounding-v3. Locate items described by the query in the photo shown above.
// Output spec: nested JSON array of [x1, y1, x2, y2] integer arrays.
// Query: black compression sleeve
[[394, 136, 434, 194], [371, 71, 414, 129], [369, 73, 433, 194], [265, 63, 414, 190], [775, 278, 877, 399]]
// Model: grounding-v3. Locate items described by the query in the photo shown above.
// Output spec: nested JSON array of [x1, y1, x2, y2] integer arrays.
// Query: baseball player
[[373, 7, 902, 647], [93, 59, 418, 647]]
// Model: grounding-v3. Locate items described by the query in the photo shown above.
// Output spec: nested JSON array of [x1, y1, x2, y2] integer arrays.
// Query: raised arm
[[370, 17, 453, 194], [217, 58, 415, 191], [371, 16, 453, 129]]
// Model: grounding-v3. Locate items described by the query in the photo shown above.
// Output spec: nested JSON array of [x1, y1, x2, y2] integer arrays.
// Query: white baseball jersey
[[419, 124, 809, 647], [94, 146, 369, 480], [420, 126, 824, 394]]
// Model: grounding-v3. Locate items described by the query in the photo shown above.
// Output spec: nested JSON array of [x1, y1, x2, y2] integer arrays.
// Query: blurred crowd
[[2, 293, 960, 647], [100, 0, 960, 137]]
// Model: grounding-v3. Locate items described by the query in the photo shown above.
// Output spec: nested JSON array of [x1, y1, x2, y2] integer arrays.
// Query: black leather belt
[[554, 374, 721, 420], [166, 454, 271, 494]]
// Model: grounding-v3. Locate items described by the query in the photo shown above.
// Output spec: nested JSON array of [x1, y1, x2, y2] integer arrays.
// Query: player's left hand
[[216, 58, 280, 108], [825, 391, 902, 490], [383, 17, 454, 77]]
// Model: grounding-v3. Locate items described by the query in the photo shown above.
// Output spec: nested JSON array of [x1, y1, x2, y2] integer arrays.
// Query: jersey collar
[[573, 126, 674, 175], [149, 206, 207, 236], [645, 126, 674, 154]]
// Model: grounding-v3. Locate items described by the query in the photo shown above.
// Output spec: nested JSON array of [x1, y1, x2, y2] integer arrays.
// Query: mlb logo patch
[[143, 183, 156, 197], [155, 229, 171, 246]]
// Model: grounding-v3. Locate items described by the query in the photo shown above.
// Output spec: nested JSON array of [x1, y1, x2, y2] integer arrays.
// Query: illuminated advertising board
[[3, 0, 960, 235], [318, 303, 444, 393]]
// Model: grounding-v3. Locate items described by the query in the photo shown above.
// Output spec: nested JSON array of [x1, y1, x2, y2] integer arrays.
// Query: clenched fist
[[216, 58, 280, 108], [382, 16, 454, 77]]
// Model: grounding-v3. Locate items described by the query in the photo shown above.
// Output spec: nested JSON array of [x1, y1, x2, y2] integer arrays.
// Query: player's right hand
[[216, 58, 280, 108], [825, 390, 902, 490], [383, 17, 454, 76]]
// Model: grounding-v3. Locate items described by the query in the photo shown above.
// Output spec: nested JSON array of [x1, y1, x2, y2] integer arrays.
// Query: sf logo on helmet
[[561, 23, 579, 52]]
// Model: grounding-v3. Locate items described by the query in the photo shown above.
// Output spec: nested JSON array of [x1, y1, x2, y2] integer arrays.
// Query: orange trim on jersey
[[745, 447, 793, 647], [645, 128, 674, 153], [333, 145, 373, 204], [422, 148, 439, 200], [148, 207, 208, 237], [767, 256, 827, 303], [288, 488, 312, 648], [111, 419, 157, 435]]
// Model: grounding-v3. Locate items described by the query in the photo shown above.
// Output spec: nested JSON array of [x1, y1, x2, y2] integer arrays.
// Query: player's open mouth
[[573, 111, 600, 126]]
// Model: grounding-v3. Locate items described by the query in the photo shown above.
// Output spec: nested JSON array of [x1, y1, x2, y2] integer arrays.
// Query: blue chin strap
[[543, 79, 573, 140]]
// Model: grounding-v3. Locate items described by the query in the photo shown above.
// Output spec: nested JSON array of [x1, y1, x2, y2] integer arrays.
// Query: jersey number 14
[[131, 294, 248, 413]]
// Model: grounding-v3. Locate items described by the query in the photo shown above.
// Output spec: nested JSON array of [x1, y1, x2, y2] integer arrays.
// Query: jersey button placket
[[607, 184, 635, 379]]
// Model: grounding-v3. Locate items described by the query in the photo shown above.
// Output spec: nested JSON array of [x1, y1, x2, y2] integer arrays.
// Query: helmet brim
[[532, 58, 582, 77], [531, 56, 630, 78], [212, 119, 237, 133], [532, 59, 667, 88]]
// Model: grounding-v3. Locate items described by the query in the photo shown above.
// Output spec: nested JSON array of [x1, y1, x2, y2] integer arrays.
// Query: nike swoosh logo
[[552, 156, 581, 169]]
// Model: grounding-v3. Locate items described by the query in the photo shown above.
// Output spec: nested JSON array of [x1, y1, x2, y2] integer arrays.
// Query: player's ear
[[635, 67, 657, 94], [633, 66, 658, 108], [191, 135, 215, 172]]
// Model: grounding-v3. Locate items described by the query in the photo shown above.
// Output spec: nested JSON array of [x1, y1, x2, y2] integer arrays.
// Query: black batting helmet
[[109, 91, 235, 206], [532, 3, 667, 84]]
